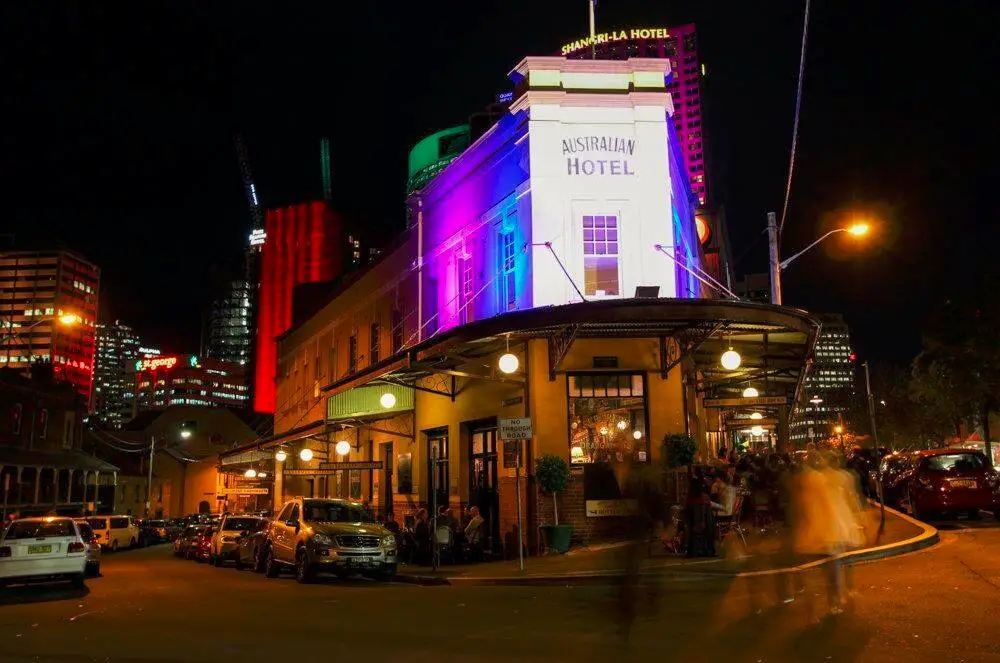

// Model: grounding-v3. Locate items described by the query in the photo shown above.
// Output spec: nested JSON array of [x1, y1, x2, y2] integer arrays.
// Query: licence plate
[[951, 479, 977, 489], [346, 557, 377, 567], [28, 544, 52, 554]]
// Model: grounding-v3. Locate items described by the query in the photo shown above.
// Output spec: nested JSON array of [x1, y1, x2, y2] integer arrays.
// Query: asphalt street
[[1, 517, 999, 663]]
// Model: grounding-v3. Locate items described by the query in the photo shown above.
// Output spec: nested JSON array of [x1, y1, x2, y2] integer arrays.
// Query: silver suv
[[263, 498, 397, 583]]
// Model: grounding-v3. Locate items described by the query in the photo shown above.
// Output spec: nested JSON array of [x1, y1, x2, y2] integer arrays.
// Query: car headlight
[[312, 533, 334, 546], [382, 535, 396, 549]]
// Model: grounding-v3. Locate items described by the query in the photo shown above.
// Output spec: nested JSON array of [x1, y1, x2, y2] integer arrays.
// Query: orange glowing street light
[[846, 222, 870, 237], [58, 313, 82, 326]]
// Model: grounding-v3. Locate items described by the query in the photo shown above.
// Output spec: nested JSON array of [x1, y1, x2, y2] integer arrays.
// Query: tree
[[910, 300, 1000, 462]]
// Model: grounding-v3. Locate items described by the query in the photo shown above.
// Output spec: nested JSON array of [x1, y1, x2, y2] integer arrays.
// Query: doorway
[[426, 430, 449, 516], [381, 442, 394, 518], [470, 427, 500, 555]]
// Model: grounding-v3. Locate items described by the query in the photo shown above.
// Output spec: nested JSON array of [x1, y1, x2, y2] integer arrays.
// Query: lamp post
[[2, 313, 81, 366], [767, 212, 869, 305]]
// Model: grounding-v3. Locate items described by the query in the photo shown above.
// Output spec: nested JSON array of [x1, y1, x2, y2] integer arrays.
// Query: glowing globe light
[[380, 392, 397, 409], [570, 446, 584, 458], [244, 468, 257, 479], [299, 448, 314, 462], [335, 440, 352, 456], [742, 387, 759, 398], [750, 412, 763, 420], [498, 352, 520, 374], [750, 425, 765, 437], [275, 449, 287, 462], [720, 348, 742, 371], [179, 429, 192, 440], [257, 472, 267, 479], [632, 430, 642, 440], [616, 420, 628, 431]]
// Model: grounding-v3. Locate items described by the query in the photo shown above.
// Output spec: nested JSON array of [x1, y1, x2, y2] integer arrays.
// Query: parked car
[[871, 452, 918, 506], [210, 515, 268, 567], [899, 448, 1000, 519], [86, 515, 139, 552], [262, 498, 397, 583], [193, 528, 215, 562], [73, 520, 103, 577], [0, 517, 88, 588], [236, 522, 270, 573], [173, 524, 205, 558], [138, 520, 173, 546]]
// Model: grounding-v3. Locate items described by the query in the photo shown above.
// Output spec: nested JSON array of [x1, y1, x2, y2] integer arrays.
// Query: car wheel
[[110, 540, 119, 553], [93, 563, 101, 578], [968, 509, 982, 520], [234, 557, 244, 570], [70, 574, 86, 589], [264, 548, 280, 578], [130, 537, 137, 549], [295, 548, 314, 584]]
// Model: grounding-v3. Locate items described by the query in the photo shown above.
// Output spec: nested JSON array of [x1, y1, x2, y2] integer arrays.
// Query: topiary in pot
[[663, 433, 697, 469], [535, 453, 573, 554]]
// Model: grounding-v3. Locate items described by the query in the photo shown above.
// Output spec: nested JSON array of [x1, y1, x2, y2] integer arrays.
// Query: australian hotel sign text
[[561, 27, 671, 55], [563, 136, 636, 176]]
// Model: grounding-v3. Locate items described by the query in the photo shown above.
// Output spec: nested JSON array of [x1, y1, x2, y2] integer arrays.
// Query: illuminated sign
[[560, 27, 671, 55], [139, 347, 160, 357], [136, 356, 178, 372], [134, 355, 198, 372], [249, 229, 267, 246], [562, 135, 636, 176]]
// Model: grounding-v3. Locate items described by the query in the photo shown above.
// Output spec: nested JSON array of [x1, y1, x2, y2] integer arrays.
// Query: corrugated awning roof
[[0, 448, 119, 473]]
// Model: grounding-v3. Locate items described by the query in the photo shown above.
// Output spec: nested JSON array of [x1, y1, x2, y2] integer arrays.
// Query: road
[[1, 517, 999, 663]]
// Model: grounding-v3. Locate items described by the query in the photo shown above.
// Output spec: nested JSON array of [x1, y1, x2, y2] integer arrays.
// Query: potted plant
[[663, 433, 698, 503], [536, 453, 573, 554]]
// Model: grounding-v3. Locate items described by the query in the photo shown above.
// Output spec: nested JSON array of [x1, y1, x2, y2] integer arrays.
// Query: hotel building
[[220, 57, 818, 554]]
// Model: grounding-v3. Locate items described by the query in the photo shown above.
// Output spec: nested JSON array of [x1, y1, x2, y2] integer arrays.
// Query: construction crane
[[234, 133, 266, 232], [320, 136, 332, 201]]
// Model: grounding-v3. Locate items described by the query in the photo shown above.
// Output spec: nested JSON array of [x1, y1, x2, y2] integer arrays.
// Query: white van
[[86, 516, 139, 552]]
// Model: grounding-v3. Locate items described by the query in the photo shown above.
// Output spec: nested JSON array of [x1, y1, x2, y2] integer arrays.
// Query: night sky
[[2, 1, 990, 364]]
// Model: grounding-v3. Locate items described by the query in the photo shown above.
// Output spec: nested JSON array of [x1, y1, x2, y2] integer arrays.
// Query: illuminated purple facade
[[410, 57, 704, 338]]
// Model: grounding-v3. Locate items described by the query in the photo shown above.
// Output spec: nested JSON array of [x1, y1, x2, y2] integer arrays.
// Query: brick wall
[[534, 473, 630, 548]]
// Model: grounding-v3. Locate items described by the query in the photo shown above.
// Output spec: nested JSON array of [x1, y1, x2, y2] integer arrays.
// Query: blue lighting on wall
[[666, 116, 701, 298]]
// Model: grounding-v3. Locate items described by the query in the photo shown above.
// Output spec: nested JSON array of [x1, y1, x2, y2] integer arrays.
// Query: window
[[369, 322, 380, 365], [459, 255, 474, 324], [498, 231, 516, 311], [348, 335, 358, 374], [567, 373, 647, 464], [391, 307, 403, 353], [583, 215, 620, 296], [922, 453, 985, 472]]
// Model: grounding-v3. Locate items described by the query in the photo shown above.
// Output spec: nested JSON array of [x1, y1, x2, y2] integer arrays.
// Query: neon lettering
[[560, 27, 670, 56]]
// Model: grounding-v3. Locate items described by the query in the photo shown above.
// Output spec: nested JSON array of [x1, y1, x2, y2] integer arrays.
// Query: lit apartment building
[[91, 320, 141, 428], [0, 249, 100, 401], [134, 355, 250, 412], [791, 313, 856, 443]]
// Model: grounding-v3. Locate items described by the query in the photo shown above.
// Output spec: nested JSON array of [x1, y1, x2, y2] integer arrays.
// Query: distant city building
[[561, 24, 708, 205], [254, 201, 344, 413], [91, 320, 141, 428], [733, 273, 771, 304], [138, 346, 161, 357], [791, 313, 856, 443], [405, 126, 471, 197], [0, 249, 100, 402], [347, 234, 362, 268], [134, 355, 249, 412], [207, 279, 252, 366]]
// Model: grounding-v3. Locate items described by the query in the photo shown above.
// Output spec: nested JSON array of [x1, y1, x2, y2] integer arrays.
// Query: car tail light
[[0, 546, 11, 558], [68, 541, 85, 553], [91, 536, 101, 544]]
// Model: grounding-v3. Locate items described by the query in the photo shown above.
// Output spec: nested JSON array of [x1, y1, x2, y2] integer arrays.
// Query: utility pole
[[767, 212, 782, 305], [146, 435, 155, 518], [863, 361, 886, 533], [588, 0, 597, 60]]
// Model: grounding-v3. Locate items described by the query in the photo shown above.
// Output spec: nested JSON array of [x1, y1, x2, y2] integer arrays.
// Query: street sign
[[725, 418, 778, 428], [704, 396, 788, 408], [220, 487, 270, 495], [318, 461, 384, 471], [499, 417, 533, 440]]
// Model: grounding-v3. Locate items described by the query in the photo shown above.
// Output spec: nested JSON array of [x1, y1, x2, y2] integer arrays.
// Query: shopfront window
[[567, 373, 648, 464]]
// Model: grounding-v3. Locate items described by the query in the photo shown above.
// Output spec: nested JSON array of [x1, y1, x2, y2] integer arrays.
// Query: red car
[[899, 448, 1000, 519], [191, 528, 215, 562]]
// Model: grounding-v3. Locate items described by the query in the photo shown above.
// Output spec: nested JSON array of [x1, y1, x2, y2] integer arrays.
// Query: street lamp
[[2, 312, 81, 365], [767, 211, 871, 305]]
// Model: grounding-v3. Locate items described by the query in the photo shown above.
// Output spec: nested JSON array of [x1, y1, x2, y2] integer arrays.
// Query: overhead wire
[[777, 0, 814, 240]]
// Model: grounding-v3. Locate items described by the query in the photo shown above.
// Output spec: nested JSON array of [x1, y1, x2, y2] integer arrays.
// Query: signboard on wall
[[220, 487, 269, 496], [499, 417, 532, 440], [318, 461, 384, 471], [704, 396, 788, 408], [585, 499, 638, 517]]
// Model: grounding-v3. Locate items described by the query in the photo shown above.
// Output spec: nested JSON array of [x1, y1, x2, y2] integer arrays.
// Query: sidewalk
[[395, 503, 938, 586]]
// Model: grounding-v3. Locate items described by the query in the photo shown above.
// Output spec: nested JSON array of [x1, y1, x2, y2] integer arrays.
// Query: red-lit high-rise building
[[0, 249, 100, 403], [253, 201, 343, 413]]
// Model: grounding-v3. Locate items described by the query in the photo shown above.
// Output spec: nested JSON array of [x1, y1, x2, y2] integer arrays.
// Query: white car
[[0, 517, 88, 588], [86, 515, 139, 552]]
